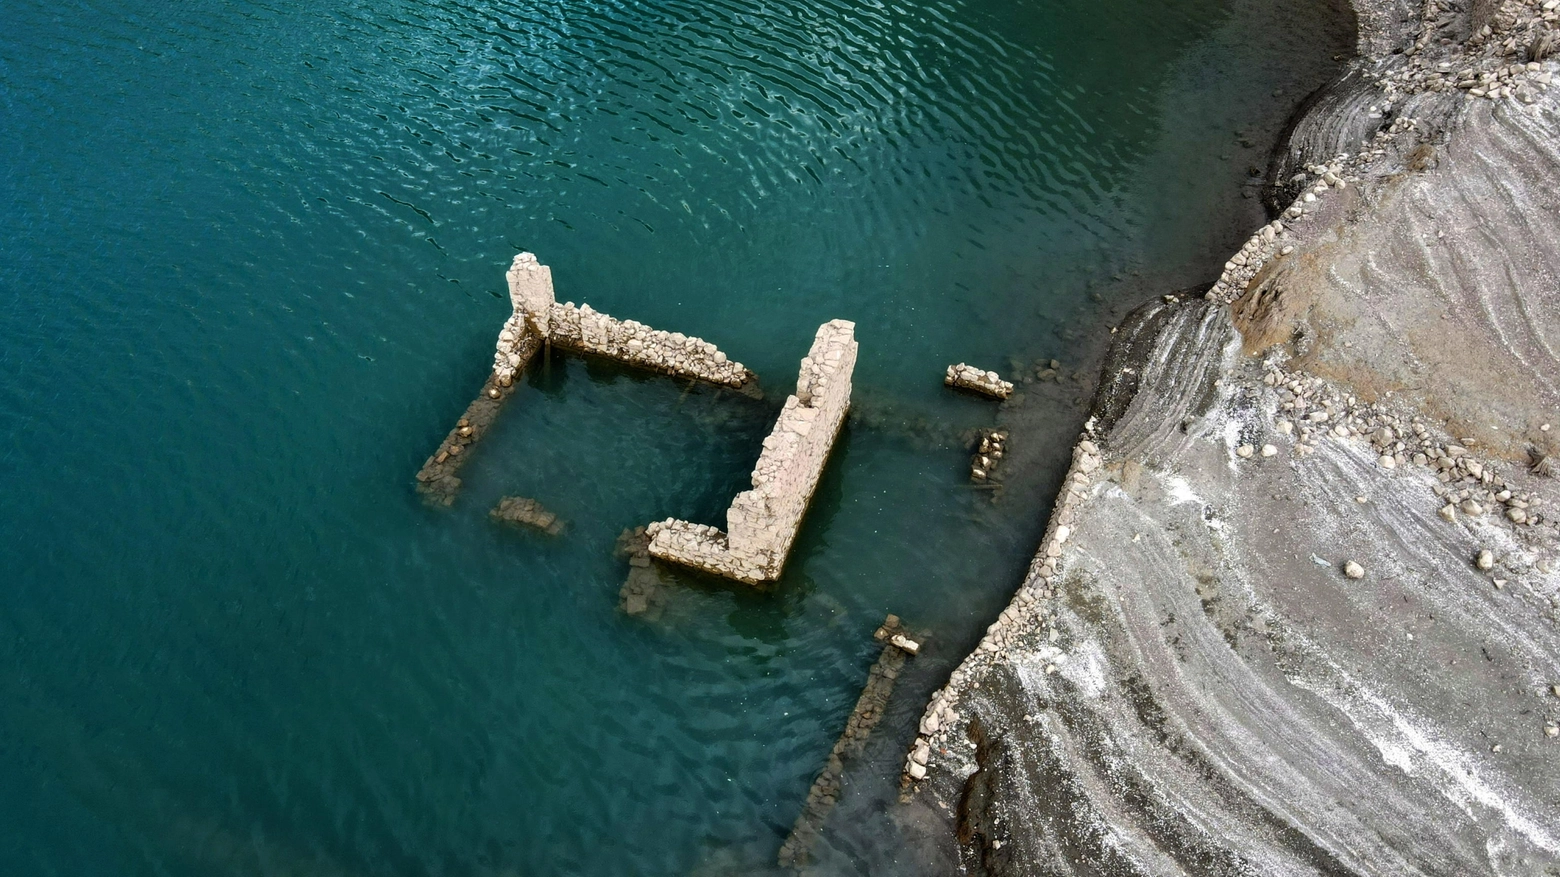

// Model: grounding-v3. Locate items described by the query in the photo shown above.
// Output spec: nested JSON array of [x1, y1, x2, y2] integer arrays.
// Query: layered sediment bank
[[907, 1, 1560, 873]]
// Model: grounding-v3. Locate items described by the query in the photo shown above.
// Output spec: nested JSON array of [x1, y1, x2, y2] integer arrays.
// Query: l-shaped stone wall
[[418, 252, 754, 504], [647, 320, 857, 583]]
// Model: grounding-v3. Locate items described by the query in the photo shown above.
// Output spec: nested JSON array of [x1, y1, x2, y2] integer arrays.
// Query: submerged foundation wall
[[647, 319, 856, 583]]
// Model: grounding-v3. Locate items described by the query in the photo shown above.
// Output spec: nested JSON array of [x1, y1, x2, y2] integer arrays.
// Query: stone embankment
[[778, 615, 920, 870], [945, 363, 1014, 400], [905, 0, 1560, 872], [417, 253, 754, 504], [648, 320, 857, 584]]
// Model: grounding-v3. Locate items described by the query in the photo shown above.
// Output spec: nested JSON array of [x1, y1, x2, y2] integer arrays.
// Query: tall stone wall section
[[647, 320, 856, 583], [493, 252, 552, 387]]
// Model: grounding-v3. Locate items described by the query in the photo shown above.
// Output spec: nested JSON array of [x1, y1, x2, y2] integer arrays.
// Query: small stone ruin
[[970, 428, 1009, 484], [615, 526, 670, 618]]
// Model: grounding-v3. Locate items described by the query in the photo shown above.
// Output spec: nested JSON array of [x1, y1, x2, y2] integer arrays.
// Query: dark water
[[0, 0, 1349, 873]]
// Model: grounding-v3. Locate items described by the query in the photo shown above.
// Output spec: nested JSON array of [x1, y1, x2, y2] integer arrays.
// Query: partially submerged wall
[[417, 253, 754, 503], [547, 301, 751, 388], [648, 320, 857, 583]]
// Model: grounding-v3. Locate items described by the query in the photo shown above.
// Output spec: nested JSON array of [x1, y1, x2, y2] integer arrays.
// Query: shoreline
[[904, 0, 1560, 872]]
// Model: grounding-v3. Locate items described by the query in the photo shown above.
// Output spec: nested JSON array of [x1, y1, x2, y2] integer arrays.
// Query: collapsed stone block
[[945, 362, 1014, 399]]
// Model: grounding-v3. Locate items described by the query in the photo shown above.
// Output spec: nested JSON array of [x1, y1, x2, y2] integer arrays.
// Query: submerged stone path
[[777, 615, 921, 870], [647, 320, 857, 584], [416, 253, 755, 504]]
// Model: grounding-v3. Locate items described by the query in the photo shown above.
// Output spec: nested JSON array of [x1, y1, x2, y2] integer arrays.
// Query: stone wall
[[647, 320, 856, 583], [547, 301, 752, 388], [778, 615, 918, 869]]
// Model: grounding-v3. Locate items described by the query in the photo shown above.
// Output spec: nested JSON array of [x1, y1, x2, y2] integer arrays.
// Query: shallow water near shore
[[0, 0, 1350, 873]]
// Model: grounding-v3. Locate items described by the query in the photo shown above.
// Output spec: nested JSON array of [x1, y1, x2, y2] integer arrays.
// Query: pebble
[[1237, 444, 1255, 458], [1261, 444, 1278, 457], [1344, 560, 1365, 579], [1476, 549, 1495, 571]]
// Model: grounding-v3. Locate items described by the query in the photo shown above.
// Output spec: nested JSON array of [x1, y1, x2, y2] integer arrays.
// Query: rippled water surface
[[0, 0, 1349, 873]]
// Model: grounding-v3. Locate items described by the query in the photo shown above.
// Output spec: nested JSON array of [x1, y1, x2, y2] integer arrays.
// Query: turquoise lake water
[[0, 0, 1350, 873]]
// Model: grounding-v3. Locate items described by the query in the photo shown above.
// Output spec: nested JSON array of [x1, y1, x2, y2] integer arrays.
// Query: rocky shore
[[904, 0, 1560, 873]]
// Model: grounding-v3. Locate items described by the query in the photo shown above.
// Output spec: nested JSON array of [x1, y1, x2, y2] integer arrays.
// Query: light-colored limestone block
[[945, 363, 1014, 399]]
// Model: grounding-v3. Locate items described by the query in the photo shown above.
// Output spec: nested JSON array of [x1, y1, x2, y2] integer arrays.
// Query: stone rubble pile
[[905, 435, 1104, 784], [649, 320, 857, 584], [1393, 0, 1558, 103], [489, 496, 563, 536], [970, 428, 1009, 483], [1260, 361, 1555, 534], [945, 363, 1015, 399], [1206, 0, 1557, 307]]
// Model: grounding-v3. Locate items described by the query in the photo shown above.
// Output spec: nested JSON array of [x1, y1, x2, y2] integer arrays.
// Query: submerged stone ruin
[[777, 615, 921, 870], [489, 496, 563, 536], [647, 320, 857, 584], [416, 253, 756, 504], [614, 526, 671, 618]]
